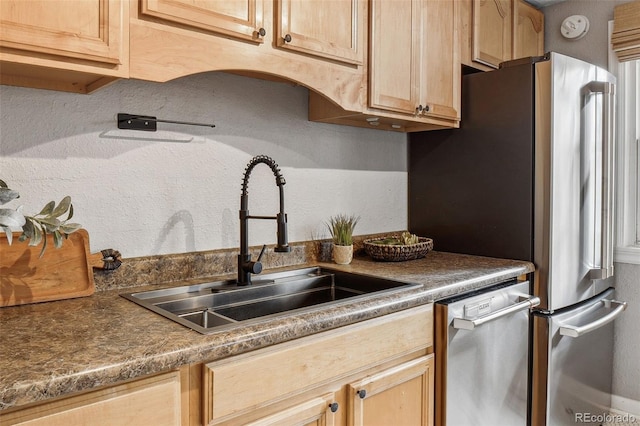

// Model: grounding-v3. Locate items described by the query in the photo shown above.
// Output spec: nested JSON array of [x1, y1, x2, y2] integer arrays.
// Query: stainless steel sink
[[121, 267, 420, 334]]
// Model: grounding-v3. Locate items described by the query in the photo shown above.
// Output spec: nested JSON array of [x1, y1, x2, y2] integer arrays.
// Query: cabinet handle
[[416, 104, 423, 113], [424, 105, 430, 112], [284, 34, 292, 43], [357, 389, 367, 399], [329, 402, 339, 413], [257, 27, 266, 37]]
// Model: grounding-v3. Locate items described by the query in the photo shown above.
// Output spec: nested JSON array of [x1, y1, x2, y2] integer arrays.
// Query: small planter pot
[[332, 244, 353, 265]]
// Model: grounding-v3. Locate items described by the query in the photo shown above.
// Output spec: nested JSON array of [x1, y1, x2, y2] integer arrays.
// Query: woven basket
[[363, 236, 434, 262]]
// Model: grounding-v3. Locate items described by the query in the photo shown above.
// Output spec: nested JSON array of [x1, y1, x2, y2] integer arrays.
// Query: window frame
[[609, 22, 640, 265]]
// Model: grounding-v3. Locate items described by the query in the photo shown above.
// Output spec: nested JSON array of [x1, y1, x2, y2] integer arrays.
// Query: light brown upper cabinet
[[0, 0, 124, 64], [0, 0, 128, 93], [129, 0, 366, 112], [419, 0, 459, 122], [276, 0, 364, 65], [141, 0, 364, 63], [369, 0, 420, 115], [309, 0, 459, 132], [473, 0, 513, 69], [139, 0, 265, 43], [369, 0, 459, 120], [513, 0, 544, 59], [459, 0, 544, 71]]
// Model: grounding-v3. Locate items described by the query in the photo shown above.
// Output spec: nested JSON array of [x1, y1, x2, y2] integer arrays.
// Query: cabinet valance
[[612, 0, 640, 62]]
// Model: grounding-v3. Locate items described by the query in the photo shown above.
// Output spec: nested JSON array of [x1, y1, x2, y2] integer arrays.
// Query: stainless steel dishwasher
[[435, 280, 539, 426]]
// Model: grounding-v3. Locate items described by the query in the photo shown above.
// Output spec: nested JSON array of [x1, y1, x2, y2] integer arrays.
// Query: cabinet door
[[419, 0, 460, 121], [472, 0, 512, 68], [140, 0, 264, 43], [245, 393, 338, 426], [276, 0, 364, 65], [512, 0, 544, 59], [0, 0, 124, 65], [369, 0, 420, 114], [348, 355, 434, 426]]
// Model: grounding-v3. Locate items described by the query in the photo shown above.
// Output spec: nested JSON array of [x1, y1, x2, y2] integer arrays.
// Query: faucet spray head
[[275, 212, 290, 252]]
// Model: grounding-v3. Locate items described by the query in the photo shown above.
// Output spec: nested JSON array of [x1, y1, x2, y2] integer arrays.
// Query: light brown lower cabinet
[[203, 304, 434, 426], [0, 370, 183, 426], [241, 355, 435, 426], [246, 393, 339, 426], [348, 356, 434, 426]]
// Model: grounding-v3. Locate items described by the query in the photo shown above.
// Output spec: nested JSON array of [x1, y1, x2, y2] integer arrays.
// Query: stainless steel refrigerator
[[409, 52, 628, 425]]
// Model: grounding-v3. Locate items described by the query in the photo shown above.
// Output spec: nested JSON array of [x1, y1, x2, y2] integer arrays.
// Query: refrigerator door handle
[[559, 299, 627, 338], [452, 295, 540, 330], [583, 81, 616, 280]]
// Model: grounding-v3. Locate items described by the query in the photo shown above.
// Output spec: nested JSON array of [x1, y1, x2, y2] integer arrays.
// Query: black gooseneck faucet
[[238, 155, 290, 285]]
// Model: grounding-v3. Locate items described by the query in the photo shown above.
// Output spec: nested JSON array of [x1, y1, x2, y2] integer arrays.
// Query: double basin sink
[[122, 267, 420, 334]]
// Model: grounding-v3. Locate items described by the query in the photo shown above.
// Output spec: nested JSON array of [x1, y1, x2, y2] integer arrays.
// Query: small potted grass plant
[[326, 214, 359, 265]]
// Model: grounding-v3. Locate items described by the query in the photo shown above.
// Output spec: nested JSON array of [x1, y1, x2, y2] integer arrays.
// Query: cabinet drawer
[[204, 304, 433, 424], [0, 371, 181, 426]]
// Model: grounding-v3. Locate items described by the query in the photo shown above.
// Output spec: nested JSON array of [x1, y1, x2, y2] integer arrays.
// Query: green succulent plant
[[326, 214, 359, 246], [0, 179, 82, 257]]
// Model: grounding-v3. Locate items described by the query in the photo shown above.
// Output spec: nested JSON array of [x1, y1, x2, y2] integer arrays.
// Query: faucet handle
[[246, 245, 267, 275], [247, 261, 262, 275], [257, 244, 267, 262]]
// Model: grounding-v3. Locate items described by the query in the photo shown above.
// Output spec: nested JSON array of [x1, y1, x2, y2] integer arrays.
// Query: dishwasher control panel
[[464, 297, 494, 318]]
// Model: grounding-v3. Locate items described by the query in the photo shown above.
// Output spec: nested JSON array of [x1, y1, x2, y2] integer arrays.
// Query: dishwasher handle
[[559, 299, 627, 338], [452, 295, 540, 330]]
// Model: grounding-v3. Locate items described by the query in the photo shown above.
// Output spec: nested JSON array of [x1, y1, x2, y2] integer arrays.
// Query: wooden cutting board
[[0, 229, 109, 307]]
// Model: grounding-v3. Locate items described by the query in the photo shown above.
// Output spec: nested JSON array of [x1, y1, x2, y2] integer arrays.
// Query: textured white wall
[[543, 0, 640, 414], [543, 0, 626, 69], [0, 72, 407, 258]]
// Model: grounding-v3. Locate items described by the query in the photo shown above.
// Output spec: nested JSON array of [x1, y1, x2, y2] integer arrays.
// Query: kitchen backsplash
[[93, 232, 398, 291]]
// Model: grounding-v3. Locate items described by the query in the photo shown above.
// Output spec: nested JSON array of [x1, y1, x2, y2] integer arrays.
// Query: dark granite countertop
[[0, 251, 533, 411]]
